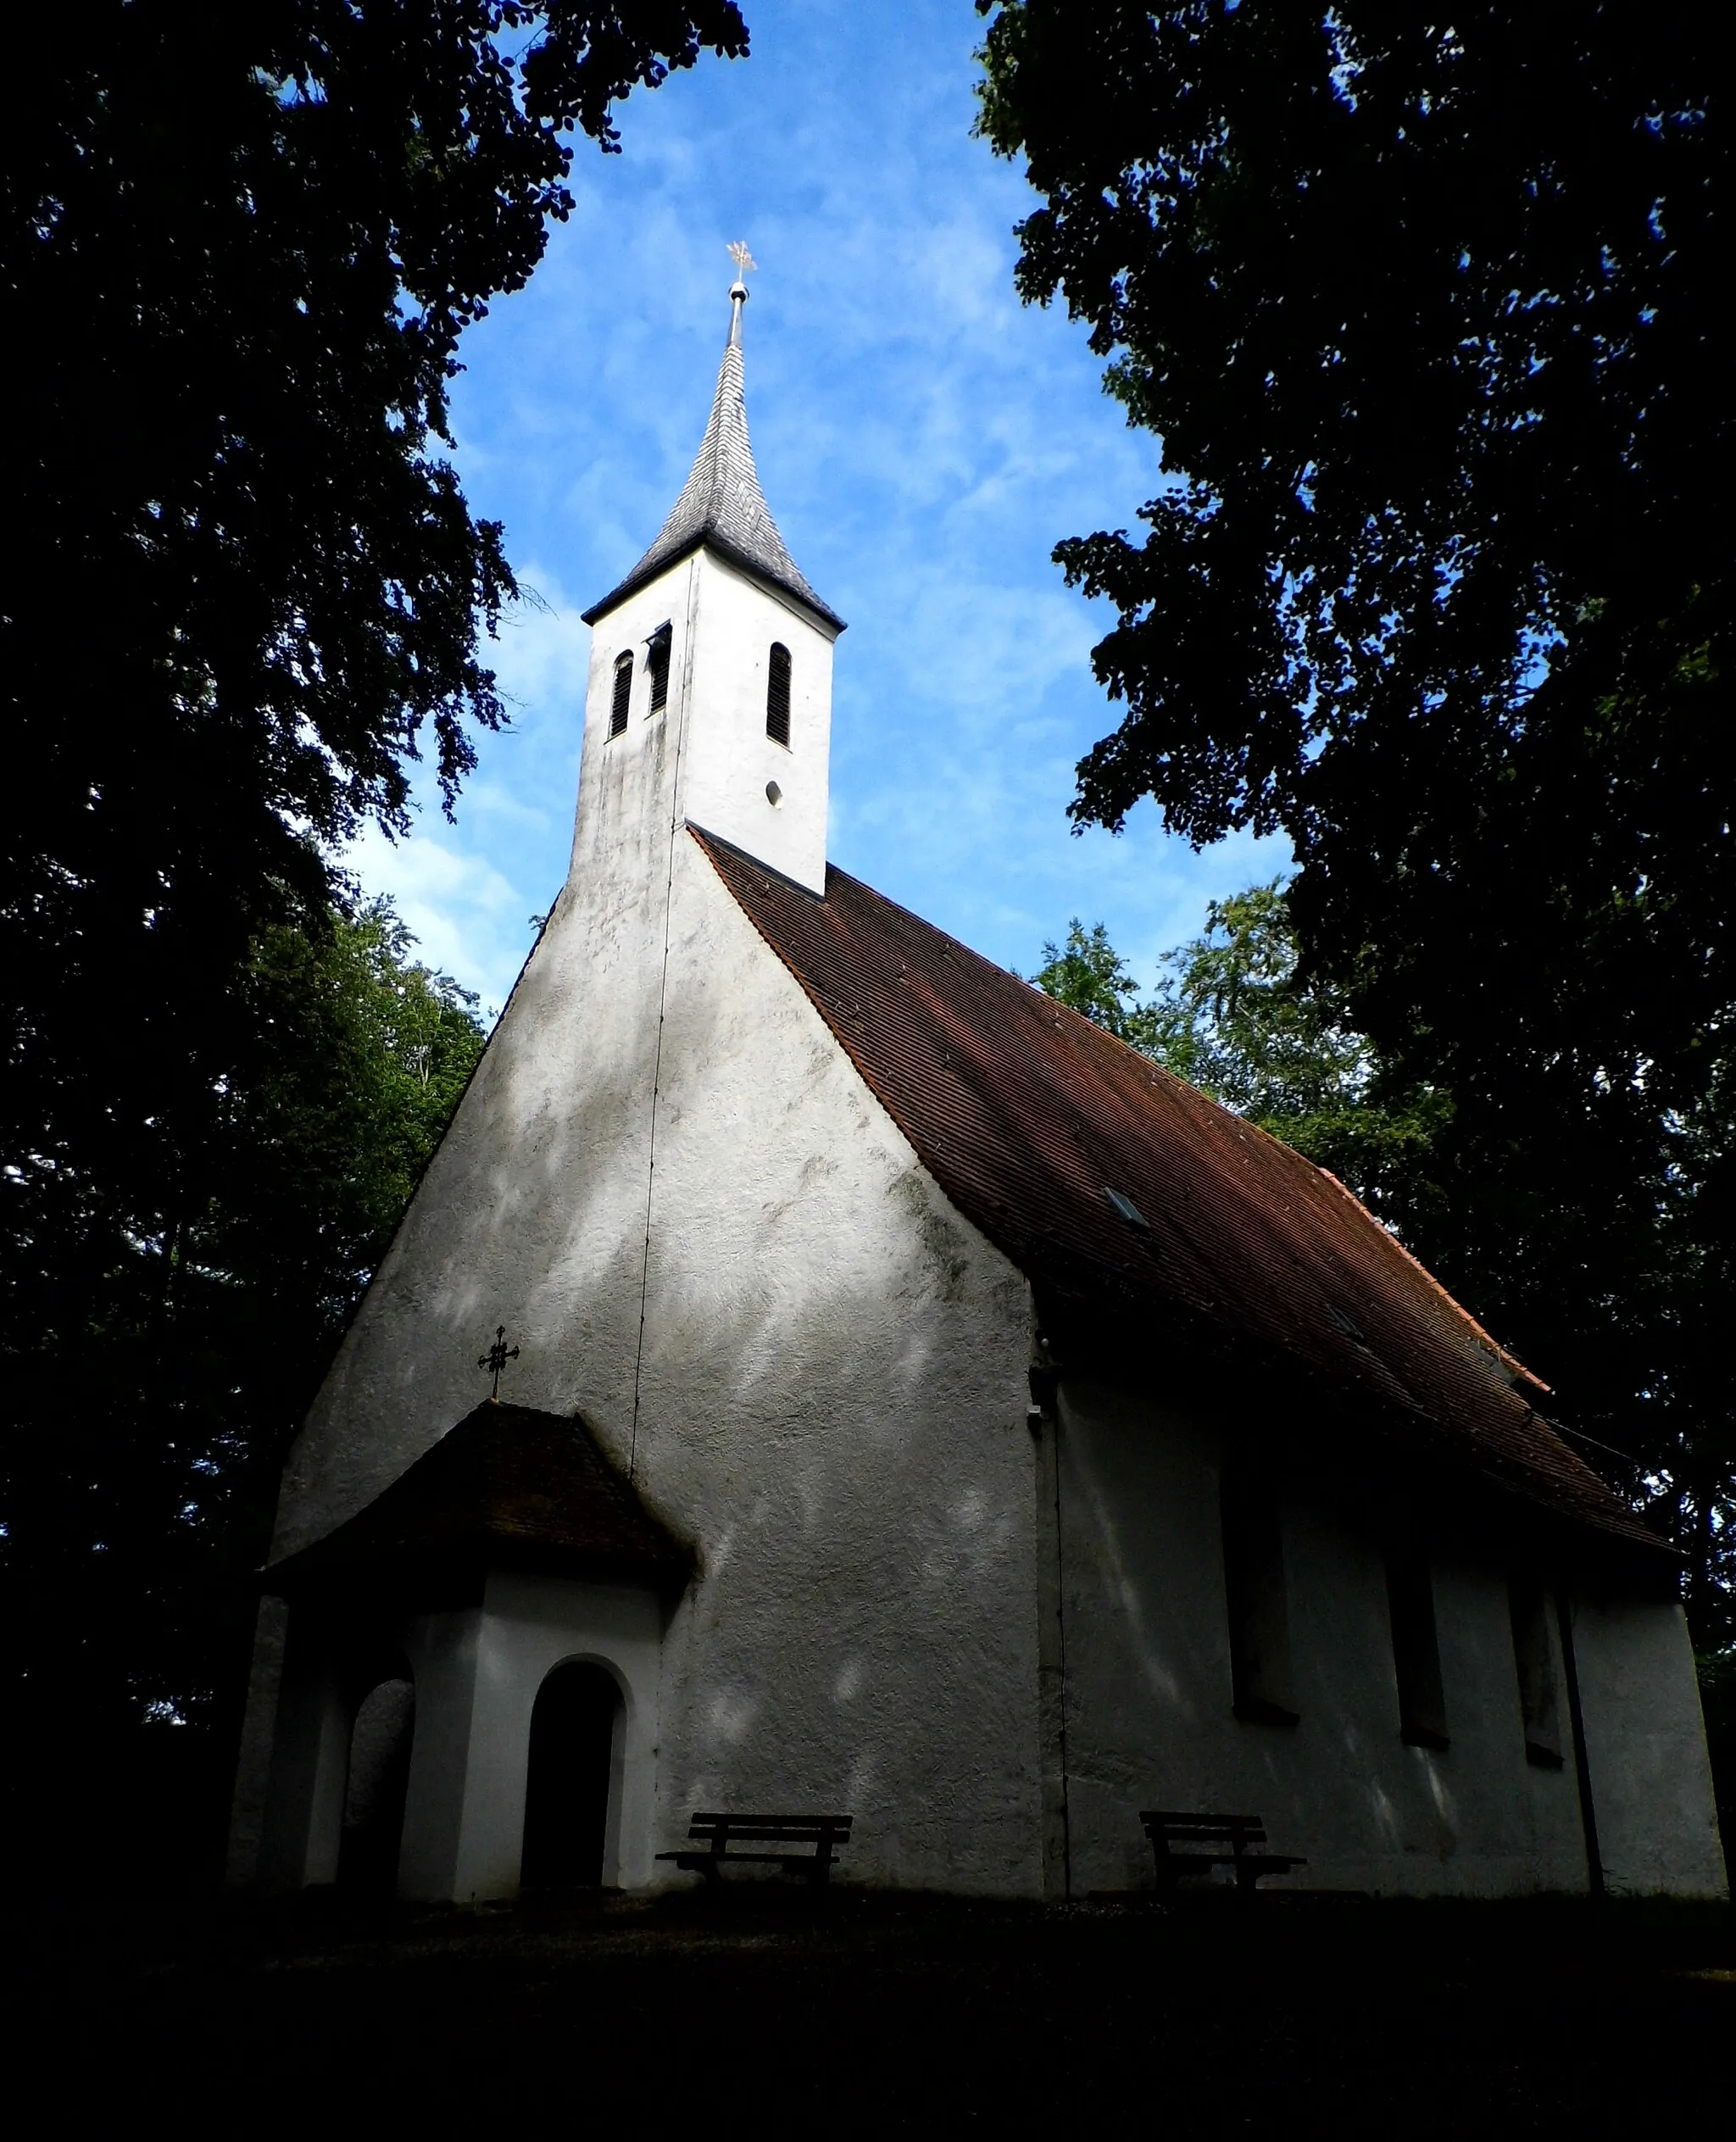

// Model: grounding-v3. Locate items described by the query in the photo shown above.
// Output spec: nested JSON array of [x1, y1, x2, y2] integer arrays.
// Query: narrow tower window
[[765, 641, 792, 747], [1220, 1472, 1298, 1726], [1387, 1542, 1449, 1750], [609, 652, 633, 737], [647, 624, 672, 714]]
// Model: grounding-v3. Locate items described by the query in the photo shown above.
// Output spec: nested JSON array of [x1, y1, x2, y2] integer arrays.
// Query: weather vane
[[727, 240, 757, 286], [478, 1325, 519, 1399]]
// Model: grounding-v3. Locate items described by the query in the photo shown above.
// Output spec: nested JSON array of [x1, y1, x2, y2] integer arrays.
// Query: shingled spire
[[582, 253, 843, 631]]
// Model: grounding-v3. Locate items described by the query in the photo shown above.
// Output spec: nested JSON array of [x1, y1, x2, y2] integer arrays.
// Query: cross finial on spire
[[579, 234, 843, 633], [726, 240, 756, 346]]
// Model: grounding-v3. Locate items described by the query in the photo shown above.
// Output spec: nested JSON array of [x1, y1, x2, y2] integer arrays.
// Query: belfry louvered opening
[[609, 652, 633, 737], [647, 624, 672, 714], [765, 642, 792, 747]]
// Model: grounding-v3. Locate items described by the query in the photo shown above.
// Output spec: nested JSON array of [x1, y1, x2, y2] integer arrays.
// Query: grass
[[9, 1885, 1733, 2128]]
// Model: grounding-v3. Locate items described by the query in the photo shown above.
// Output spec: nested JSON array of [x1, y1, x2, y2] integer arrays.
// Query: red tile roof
[[696, 829, 1661, 1555], [263, 1403, 692, 1595]]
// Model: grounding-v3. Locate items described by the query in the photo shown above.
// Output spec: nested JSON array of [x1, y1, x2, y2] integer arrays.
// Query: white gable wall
[[280, 541, 836, 1546], [632, 842, 1041, 1892], [677, 549, 835, 896], [262, 599, 1043, 1893], [1046, 1377, 1724, 1897]]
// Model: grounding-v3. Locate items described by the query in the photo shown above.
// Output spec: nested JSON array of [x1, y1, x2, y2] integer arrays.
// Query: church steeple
[[581, 254, 843, 633], [571, 252, 842, 900]]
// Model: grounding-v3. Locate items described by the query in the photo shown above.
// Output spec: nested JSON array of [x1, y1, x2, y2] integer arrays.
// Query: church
[[227, 263, 1725, 1906]]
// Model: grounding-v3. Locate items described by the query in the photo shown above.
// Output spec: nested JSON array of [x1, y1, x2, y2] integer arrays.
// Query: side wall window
[[1220, 1472, 1298, 1726], [765, 641, 792, 747], [1508, 1577, 1563, 1767], [609, 651, 633, 737], [1387, 1543, 1449, 1749], [647, 624, 672, 714]]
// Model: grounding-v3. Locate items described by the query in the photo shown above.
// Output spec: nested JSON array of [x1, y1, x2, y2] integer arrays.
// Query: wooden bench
[[1139, 1810, 1305, 1894], [656, 1812, 854, 1888]]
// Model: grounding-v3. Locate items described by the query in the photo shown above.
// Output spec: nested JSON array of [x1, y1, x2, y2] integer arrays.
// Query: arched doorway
[[337, 1674, 415, 1896], [520, 1661, 623, 1889]]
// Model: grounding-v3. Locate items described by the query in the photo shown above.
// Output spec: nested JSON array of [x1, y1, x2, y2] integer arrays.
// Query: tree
[[2, 4, 745, 1876], [981, 4, 1734, 1642], [1033, 892, 1445, 1232], [1027, 920, 1160, 1049], [1, 892, 487, 1883], [3, 0, 746, 1440]]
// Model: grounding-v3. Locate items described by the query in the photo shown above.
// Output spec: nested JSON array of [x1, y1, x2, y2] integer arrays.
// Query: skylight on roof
[[1104, 1187, 1149, 1231]]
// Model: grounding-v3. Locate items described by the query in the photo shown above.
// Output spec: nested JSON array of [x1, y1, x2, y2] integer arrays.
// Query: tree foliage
[[983, 5, 1733, 1643], [3, 0, 745, 1315], [1028, 919, 1158, 1049], [1, 893, 487, 1879], [1, 3, 744, 1877]]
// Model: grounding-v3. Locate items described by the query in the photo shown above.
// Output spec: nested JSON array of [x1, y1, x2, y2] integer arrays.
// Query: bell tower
[[576, 249, 844, 899]]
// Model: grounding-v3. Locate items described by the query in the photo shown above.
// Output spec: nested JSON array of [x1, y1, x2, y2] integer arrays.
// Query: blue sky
[[350, 0, 1286, 1015]]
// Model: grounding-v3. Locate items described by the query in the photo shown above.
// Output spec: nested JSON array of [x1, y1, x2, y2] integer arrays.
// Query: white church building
[[228, 266, 1726, 1906]]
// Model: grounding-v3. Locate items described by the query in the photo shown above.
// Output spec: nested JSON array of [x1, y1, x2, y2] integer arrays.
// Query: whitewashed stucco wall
[[247, 528, 1724, 1906], [676, 549, 835, 896], [1572, 1594, 1726, 1895], [262, 541, 1043, 1898], [1048, 1377, 1721, 1897], [630, 848, 1041, 1893]]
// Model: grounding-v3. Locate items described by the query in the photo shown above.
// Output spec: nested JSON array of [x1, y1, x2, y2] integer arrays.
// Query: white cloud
[[483, 568, 593, 719], [347, 821, 537, 1021]]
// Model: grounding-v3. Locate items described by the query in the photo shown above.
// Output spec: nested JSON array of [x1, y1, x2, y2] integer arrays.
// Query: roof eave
[[581, 529, 846, 636], [1024, 1278, 1670, 1566], [257, 1532, 692, 1605]]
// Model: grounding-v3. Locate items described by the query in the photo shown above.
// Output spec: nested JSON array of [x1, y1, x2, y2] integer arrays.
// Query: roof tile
[[264, 1402, 691, 1593], [582, 336, 843, 631]]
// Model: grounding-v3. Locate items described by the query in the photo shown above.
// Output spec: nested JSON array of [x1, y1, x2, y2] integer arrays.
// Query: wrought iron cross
[[478, 1325, 519, 1399], [727, 239, 757, 283]]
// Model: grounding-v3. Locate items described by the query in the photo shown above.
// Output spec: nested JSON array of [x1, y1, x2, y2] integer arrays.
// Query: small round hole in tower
[[765, 781, 782, 807]]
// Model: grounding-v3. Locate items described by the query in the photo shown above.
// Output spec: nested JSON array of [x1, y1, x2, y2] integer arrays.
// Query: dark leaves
[[0, 0, 745, 1872], [983, 3, 1733, 1638]]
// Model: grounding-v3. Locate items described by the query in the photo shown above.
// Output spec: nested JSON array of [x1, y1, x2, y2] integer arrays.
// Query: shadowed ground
[[10, 1888, 1732, 2127]]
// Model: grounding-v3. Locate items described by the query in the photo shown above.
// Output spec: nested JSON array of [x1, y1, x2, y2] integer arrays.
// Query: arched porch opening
[[337, 1669, 415, 1896], [520, 1660, 624, 1890]]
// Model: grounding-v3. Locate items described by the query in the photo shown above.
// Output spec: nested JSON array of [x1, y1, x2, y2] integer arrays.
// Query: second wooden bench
[[1139, 1810, 1305, 1894], [657, 1811, 854, 1887]]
